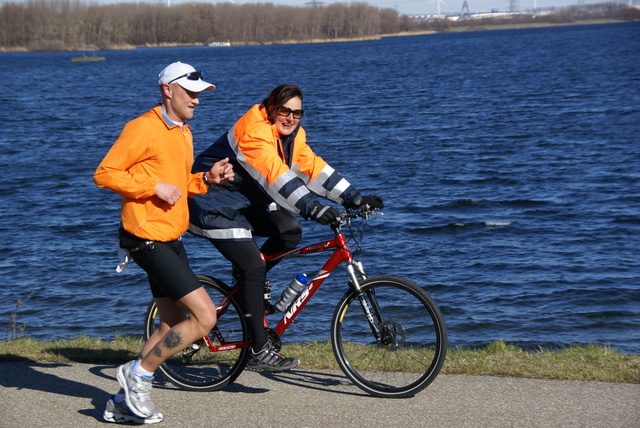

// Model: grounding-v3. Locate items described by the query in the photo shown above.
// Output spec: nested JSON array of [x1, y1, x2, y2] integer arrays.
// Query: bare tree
[[1, 0, 633, 51]]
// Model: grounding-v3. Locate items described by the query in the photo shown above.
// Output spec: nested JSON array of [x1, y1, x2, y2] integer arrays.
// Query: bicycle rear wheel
[[331, 275, 447, 398], [143, 275, 249, 391]]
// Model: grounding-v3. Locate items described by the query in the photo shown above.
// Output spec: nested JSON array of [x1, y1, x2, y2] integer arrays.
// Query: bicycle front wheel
[[143, 275, 249, 391], [331, 275, 447, 398]]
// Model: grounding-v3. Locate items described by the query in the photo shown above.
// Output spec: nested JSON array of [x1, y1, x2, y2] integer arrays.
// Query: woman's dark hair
[[261, 84, 303, 122]]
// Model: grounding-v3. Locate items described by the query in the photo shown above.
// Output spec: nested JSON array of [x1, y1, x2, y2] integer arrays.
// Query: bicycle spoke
[[332, 275, 447, 398]]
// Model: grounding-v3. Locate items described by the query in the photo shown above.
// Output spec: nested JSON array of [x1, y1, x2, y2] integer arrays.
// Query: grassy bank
[[0, 336, 637, 383]]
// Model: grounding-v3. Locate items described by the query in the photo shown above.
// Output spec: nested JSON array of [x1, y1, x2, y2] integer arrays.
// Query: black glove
[[308, 202, 340, 225], [359, 195, 384, 209]]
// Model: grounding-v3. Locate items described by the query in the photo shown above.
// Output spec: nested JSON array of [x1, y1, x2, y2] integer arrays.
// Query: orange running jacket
[[94, 106, 209, 241]]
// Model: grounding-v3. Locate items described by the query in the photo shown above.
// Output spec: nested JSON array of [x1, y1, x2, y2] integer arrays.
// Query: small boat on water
[[72, 50, 105, 62], [208, 40, 231, 47]]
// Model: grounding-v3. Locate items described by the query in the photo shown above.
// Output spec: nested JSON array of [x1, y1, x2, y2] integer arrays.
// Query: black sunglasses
[[277, 106, 304, 119], [168, 71, 203, 84]]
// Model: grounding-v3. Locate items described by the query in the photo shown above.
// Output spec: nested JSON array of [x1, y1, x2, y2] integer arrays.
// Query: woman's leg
[[211, 240, 267, 353], [209, 227, 299, 371], [251, 209, 302, 271]]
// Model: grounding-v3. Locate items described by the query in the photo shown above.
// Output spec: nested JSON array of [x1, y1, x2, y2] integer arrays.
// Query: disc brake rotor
[[378, 321, 406, 350]]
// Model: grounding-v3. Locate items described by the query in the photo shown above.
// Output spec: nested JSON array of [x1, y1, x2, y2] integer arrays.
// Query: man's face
[[164, 83, 200, 122]]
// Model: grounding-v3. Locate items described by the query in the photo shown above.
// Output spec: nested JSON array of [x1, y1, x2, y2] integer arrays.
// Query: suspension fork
[[346, 260, 385, 341]]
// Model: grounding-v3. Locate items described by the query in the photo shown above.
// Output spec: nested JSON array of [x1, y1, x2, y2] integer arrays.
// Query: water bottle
[[275, 273, 309, 312]]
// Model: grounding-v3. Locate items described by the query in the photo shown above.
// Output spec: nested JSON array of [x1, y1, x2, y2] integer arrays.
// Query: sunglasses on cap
[[276, 106, 304, 119], [168, 71, 203, 84]]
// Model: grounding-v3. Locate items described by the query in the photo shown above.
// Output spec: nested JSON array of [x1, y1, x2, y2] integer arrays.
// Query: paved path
[[0, 361, 638, 427]]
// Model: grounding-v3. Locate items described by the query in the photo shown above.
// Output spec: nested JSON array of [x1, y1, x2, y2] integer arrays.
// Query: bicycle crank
[[181, 339, 205, 362], [266, 328, 282, 352]]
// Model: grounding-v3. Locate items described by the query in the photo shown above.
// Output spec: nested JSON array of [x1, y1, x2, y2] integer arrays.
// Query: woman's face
[[274, 96, 302, 137]]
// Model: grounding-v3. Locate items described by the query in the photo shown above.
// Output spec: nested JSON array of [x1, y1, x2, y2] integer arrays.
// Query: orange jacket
[[94, 106, 208, 241], [231, 104, 322, 187], [191, 104, 362, 223]]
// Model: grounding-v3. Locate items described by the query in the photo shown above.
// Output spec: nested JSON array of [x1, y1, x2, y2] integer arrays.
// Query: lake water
[[1, 22, 638, 354]]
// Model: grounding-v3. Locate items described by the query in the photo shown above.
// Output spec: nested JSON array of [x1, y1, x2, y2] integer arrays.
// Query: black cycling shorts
[[127, 237, 201, 302]]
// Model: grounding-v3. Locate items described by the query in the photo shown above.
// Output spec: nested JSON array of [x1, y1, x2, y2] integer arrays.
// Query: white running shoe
[[103, 396, 164, 424], [116, 360, 156, 418]]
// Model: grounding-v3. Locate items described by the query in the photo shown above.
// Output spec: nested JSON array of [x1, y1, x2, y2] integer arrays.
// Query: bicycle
[[143, 207, 447, 398]]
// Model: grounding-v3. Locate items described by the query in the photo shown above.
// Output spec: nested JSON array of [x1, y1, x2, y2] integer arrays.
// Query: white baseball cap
[[158, 61, 215, 92]]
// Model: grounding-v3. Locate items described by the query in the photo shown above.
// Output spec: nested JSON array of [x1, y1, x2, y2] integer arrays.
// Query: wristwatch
[[202, 172, 210, 185]]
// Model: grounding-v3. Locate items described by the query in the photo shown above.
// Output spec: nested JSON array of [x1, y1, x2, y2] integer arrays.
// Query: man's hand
[[156, 182, 182, 205], [205, 157, 234, 184]]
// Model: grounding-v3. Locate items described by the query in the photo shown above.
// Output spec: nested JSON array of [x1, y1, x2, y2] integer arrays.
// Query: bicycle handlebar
[[335, 206, 382, 226]]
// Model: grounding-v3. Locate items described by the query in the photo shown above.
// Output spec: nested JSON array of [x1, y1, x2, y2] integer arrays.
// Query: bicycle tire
[[331, 275, 447, 398], [142, 275, 249, 391]]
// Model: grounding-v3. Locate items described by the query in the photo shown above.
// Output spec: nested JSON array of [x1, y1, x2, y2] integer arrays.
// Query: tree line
[[0, 0, 408, 51], [0, 0, 638, 51]]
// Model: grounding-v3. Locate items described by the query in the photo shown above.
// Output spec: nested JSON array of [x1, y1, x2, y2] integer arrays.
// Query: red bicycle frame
[[264, 232, 353, 336], [204, 229, 354, 352]]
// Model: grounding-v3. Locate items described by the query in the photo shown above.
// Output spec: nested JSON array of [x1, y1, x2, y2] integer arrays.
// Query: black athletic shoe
[[247, 342, 299, 372]]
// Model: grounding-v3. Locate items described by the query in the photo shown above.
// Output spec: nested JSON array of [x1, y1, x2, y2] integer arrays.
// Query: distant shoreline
[[0, 19, 630, 53]]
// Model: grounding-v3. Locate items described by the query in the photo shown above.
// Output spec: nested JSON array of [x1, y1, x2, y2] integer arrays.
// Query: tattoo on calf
[[163, 330, 183, 350], [153, 347, 162, 358]]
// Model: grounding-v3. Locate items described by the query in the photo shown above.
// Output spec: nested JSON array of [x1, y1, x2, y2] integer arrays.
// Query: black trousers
[[210, 209, 302, 352]]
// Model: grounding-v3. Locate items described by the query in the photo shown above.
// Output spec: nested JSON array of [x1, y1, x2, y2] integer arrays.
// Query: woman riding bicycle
[[188, 84, 383, 371]]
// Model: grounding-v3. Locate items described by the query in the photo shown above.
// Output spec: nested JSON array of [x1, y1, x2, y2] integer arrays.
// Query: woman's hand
[[205, 157, 234, 184]]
